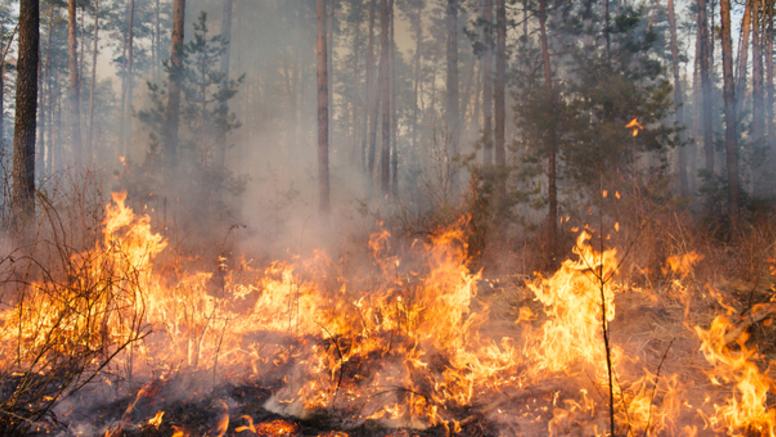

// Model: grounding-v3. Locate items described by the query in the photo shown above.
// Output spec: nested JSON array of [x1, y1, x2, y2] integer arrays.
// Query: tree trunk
[[766, 2, 774, 150], [45, 6, 55, 176], [380, 0, 391, 194], [35, 41, 43, 182], [123, 0, 135, 156], [12, 0, 39, 226], [494, 0, 506, 167], [366, 0, 378, 177], [55, 84, 62, 174], [481, 0, 493, 166], [316, 0, 330, 212], [720, 0, 739, 226], [735, 0, 751, 121], [697, 0, 715, 174], [752, 0, 764, 145], [445, 0, 459, 183], [538, 0, 557, 264], [67, 0, 82, 167], [217, 0, 233, 171], [88, 0, 99, 162], [389, 0, 398, 196], [667, 0, 688, 195], [165, 0, 186, 170], [410, 1, 422, 151], [327, 1, 334, 162]]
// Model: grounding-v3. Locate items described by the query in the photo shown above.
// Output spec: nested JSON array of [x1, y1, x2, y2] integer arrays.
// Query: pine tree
[[11, 0, 39, 226]]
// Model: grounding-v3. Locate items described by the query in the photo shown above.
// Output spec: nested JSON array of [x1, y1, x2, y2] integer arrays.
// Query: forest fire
[[0, 193, 773, 435], [1, 0, 776, 435]]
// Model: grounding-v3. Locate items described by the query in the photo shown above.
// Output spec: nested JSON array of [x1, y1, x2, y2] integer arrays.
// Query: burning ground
[[0, 192, 774, 436]]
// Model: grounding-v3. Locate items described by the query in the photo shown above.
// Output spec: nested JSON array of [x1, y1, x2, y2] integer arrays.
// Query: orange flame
[[626, 117, 644, 137]]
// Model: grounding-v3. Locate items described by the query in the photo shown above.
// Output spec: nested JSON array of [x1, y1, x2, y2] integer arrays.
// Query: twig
[[643, 337, 675, 437]]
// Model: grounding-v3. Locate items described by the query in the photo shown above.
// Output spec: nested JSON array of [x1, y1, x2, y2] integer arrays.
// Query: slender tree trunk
[[316, 0, 330, 212], [752, 0, 764, 145], [389, 0, 398, 196], [494, 0, 506, 167], [766, 2, 774, 149], [667, 0, 688, 195], [350, 1, 363, 166], [698, 0, 715, 174], [327, 1, 334, 161], [123, 0, 135, 156], [67, 0, 82, 167], [721, 0, 739, 226], [380, 0, 391, 194], [12, 0, 39, 226], [217, 0, 234, 171], [481, 0, 493, 166], [46, 6, 55, 177], [410, 1, 422, 151], [88, 0, 99, 162], [735, 0, 751, 119], [446, 0, 459, 185], [165, 0, 186, 170], [538, 0, 557, 265], [55, 85, 62, 174], [366, 0, 378, 177], [35, 42, 43, 182]]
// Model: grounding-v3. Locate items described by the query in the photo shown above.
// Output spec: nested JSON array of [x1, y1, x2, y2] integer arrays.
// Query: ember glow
[[0, 193, 773, 435]]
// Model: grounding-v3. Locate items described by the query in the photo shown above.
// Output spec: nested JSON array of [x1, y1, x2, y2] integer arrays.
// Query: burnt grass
[[68, 376, 499, 437]]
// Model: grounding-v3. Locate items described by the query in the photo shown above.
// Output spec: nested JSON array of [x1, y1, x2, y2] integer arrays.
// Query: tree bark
[[667, 0, 688, 195], [12, 0, 39, 226], [720, 0, 739, 226], [45, 6, 55, 176], [316, 0, 330, 212], [389, 0, 397, 196], [366, 0, 378, 177], [35, 36, 44, 182], [735, 0, 751, 118], [88, 0, 99, 162], [494, 0, 506, 167], [752, 0, 764, 145], [123, 0, 135, 156], [538, 0, 557, 264], [165, 0, 186, 170], [697, 0, 715, 174], [446, 0, 459, 183], [766, 2, 774, 149], [67, 0, 82, 167], [380, 0, 392, 194], [481, 0, 493, 166], [410, 1, 422, 151]]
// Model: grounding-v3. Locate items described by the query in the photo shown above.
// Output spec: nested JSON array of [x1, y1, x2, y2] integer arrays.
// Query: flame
[[246, 419, 298, 436], [0, 193, 772, 435], [147, 410, 164, 429], [523, 231, 619, 376], [695, 316, 776, 436], [626, 117, 644, 137]]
